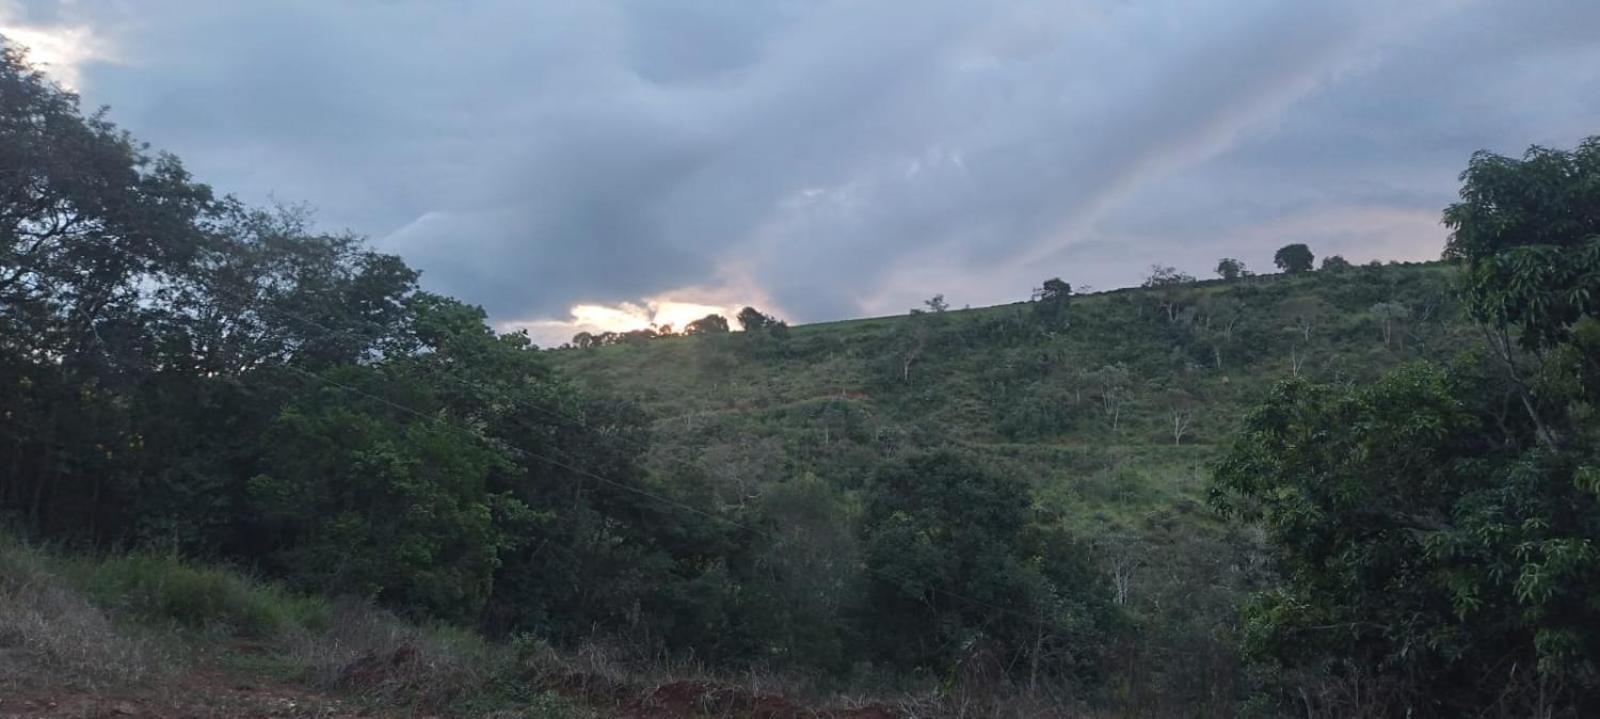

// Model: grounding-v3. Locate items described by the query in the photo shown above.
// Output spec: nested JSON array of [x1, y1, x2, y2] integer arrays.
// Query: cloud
[[8, 0, 1599, 329], [0, 0, 116, 89], [501, 267, 782, 347]]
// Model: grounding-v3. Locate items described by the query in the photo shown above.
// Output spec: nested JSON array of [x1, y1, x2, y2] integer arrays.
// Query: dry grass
[[284, 597, 514, 708], [0, 538, 1145, 717], [0, 541, 174, 691]]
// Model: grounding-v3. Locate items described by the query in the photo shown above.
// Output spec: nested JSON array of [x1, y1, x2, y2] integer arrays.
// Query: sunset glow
[[506, 292, 780, 347], [568, 299, 747, 334]]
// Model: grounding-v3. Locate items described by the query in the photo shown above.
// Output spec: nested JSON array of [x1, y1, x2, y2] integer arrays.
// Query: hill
[[554, 260, 1468, 524], [548, 259, 1473, 709]]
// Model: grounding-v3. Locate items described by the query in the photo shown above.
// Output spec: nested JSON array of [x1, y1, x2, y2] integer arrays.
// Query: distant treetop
[[684, 314, 731, 335], [1274, 243, 1315, 274], [1143, 265, 1195, 287], [1214, 257, 1246, 281]]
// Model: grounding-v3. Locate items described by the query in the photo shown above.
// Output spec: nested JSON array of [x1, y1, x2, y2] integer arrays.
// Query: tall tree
[[1273, 243, 1315, 274], [1032, 277, 1072, 327], [1143, 265, 1196, 323], [684, 313, 730, 335], [862, 451, 1113, 679], [1214, 137, 1600, 716], [736, 306, 773, 332]]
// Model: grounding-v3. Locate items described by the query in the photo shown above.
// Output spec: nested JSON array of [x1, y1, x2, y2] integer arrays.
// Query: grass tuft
[[0, 539, 173, 690], [71, 553, 331, 638]]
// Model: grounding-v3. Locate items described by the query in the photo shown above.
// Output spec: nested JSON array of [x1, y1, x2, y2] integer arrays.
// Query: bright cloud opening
[[505, 284, 786, 348], [566, 299, 738, 334], [0, 4, 113, 90]]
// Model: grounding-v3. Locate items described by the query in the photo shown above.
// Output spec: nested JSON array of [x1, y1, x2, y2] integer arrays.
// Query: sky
[[4, 0, 1598, 345]]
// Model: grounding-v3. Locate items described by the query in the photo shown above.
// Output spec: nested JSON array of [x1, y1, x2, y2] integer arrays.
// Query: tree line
[[568, 306, 789, 348]]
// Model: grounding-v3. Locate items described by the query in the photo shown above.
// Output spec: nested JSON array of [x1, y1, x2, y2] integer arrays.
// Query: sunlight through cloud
[[0, 4, 113, 90]]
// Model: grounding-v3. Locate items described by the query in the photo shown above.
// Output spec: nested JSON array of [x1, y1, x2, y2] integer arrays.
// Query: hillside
[[547, 260, 1475, 710], [554, 260, 1468, 525]]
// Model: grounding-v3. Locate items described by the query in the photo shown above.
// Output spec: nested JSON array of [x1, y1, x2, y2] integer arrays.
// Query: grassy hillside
[[554, 261, 1468, 526], [549, 260, 1473, 710]]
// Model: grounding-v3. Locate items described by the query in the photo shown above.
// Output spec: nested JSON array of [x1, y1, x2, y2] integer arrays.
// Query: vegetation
[[1274, 243, 1315, 274], [1213, 138, 1600, 716], [552, 243, 1475, 711], [4, 40, 1599, 717], [0, 40, 724, 665]]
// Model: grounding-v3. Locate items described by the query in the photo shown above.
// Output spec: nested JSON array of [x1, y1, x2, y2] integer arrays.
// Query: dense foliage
[[1274, 243, 1315, 274], [555, 234, 1471, 710], [862, 451, 1114, 683], [0, 44, 729, 652], [1214, 137, 1600, 716]]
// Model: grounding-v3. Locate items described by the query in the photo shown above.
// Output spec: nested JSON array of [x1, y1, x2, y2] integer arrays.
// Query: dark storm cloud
[[7, 0, 1599, 334]]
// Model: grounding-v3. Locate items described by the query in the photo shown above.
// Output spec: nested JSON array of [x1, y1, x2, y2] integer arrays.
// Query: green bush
[[75, 554, 330, 637]]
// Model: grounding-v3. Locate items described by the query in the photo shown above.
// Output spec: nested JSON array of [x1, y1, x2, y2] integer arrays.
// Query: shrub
[[75, 553, 330, 637], [0, 541, 172, 688]]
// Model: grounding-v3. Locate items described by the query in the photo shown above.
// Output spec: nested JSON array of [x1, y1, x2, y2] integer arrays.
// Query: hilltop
[[554, 260, 1469, 525], [542, 259, 1476, 710]]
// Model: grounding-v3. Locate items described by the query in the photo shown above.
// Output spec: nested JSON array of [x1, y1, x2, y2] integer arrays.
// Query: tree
[[1273, 243, 1314, 274], [922, 294, 949, 313], [701, 438, 784, 509], [1143, 266, 1196, 323], [736, 306, 773, 332], [684, 313, 730, 335], [1445, 138, 1600, 353], [249, 362, 516, 620], [1162, 386, 1198, 446], [1213, 137, 1600, 715], [1035, 277, 1072, 301], [1082, 364, 1133, 432], [1443, 137, 1600, 449], [895, 310, 932, 383], [1214, 257, 1246, 281], [996, 380, 1075, 440], [1032, 277, 1072, 327], [1195, 295, 1244, 369], [1279, 295, 1331, 343], [1142, 265, 1194, 287], [862, 451, 1114, 680], [1211, 363, 1600, 715], [734, 306, 790, 345], [1320, 254, 1352, 272], [1369, 301, 1410, 347]]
